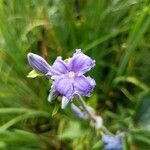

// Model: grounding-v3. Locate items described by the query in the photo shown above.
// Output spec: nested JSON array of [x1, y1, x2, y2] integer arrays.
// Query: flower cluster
[[27, 49, 96, 108]]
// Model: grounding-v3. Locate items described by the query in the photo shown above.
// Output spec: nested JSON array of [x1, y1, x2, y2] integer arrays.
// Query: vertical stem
[[75, 95, 112, 133], [75, 94, 96, 122], [101, 126, 113, 135]]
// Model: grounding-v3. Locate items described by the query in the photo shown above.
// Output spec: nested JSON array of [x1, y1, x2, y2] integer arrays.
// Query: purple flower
[[27, 49, 96, 108], [102, 134, 122, 150]]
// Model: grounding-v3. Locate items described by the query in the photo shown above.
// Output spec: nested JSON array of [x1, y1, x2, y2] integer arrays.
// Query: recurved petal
[[27, 53, 51, 75], [51, 56, 68, 75], [74, 75, 95, 96], [69, 49, 95, 74], [53, 76, 74, 99]]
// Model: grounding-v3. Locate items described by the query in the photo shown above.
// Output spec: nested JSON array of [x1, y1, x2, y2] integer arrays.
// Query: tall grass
[[0, 0, 150, 149]]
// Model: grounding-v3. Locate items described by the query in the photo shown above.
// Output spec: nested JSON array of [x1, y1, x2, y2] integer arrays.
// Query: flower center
[[68, 71, 75, 78]]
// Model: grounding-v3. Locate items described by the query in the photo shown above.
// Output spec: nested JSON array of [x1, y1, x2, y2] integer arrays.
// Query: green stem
[[75, 94, 96, 122], [75, 95, 113, 135]]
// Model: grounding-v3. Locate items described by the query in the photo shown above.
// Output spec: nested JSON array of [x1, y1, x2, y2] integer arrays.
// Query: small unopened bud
[[90, 116, 103, 129], [27, 53, 51, 75], [71, 104, 86, 119]]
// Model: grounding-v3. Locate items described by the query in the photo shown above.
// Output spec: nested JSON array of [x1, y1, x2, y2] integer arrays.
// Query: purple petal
[[102, 135, 122, 150], [68, 49, 95, 74], [102, 135, 113, 144], [74, 75, 95, 96], [27, 53, 51, 75], [51, 57, 68, 75], [53, 76, 74, 99]]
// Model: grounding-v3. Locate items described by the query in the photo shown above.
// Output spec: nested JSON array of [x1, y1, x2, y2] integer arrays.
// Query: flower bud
[[90, 116, 103, 129], [27, 53, 51, 75], [71, 104, 86, 119]]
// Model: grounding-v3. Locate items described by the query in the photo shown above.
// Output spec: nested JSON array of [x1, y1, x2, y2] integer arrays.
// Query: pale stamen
[[68, 71, 75, 78]]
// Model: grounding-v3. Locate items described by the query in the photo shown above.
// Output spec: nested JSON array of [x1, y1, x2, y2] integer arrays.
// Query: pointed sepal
[[48, 89, 59, 102], [61, 96, 70, 109]]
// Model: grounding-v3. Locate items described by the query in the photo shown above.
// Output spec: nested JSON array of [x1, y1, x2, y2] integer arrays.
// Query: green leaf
[[134, 92, 150, 130], [52, 104, 59, 116], [114, 76, 150, 91], [27, 70, 43, 78], [122, 135, 128, 150], [92, 140, 103, 149], [131, 130, 150, 149], [58, 121, 85, 139], [117, 5, 150, 76], [22, 20, 48, 40]]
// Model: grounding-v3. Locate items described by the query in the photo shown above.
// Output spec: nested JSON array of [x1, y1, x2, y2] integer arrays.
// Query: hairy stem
[[75, 94, 96, 122]]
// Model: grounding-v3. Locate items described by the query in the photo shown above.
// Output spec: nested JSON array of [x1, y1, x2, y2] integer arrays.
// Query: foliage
[[0, 0, 150, 149]]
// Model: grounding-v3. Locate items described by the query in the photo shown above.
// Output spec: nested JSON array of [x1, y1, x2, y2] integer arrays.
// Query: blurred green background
[[0, 0, 150, 149]]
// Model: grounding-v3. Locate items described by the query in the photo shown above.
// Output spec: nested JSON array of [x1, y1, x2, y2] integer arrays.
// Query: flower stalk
[[75, 94, 96, 122]]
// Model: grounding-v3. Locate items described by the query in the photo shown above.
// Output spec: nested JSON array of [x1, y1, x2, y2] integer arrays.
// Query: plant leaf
[[134, 92, 150, 130], [27, 70, 43, 78]]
